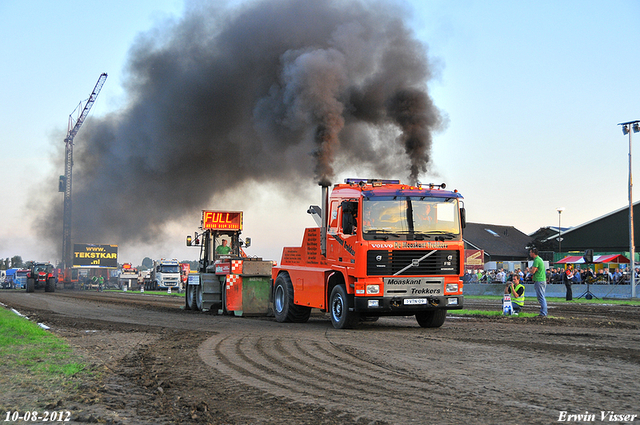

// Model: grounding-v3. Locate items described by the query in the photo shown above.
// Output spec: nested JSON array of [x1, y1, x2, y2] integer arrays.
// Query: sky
[[1, 0, 639, 266]]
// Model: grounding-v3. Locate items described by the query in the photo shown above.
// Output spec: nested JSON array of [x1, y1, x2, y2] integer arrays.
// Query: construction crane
[[60, 73, 108, 273]]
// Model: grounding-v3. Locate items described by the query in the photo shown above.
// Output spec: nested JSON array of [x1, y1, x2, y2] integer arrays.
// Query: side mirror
[[186, 236, 192, 246], [460, 207, 466, 229], [244, 237, 251, 248]]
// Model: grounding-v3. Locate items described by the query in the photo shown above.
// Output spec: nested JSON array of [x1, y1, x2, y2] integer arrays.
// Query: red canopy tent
[[555, 254, 630, 264]]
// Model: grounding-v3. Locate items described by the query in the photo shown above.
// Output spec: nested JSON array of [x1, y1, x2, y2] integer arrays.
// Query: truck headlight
[[366, 284, 380, 295], [368, 300, 379, 308], [446, 283, 459, 293], [447, 298, 458, 305]]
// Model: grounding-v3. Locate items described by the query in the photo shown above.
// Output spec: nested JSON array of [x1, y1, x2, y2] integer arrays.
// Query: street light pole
[[557, 207, 565, 258], [619, 120, 640, 298]]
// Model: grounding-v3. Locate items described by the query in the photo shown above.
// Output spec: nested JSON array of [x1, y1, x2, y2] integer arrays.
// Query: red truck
[[272, 178, 466, 329]]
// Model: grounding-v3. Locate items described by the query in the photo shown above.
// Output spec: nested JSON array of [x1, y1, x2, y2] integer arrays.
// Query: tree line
[[1, 256, 198, 271]]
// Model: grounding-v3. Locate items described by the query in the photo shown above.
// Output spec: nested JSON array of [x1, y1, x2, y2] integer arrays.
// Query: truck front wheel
[[330, 284, 360, 329], [273, 273, 311, 323], [415, 309, 447, 328]]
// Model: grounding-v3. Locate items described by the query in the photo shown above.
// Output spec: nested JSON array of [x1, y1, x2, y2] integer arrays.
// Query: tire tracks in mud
[[197, 327, 504, 425]]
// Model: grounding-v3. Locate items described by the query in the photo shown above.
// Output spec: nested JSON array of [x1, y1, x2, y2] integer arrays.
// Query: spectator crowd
[[463, 266, 637, 285]]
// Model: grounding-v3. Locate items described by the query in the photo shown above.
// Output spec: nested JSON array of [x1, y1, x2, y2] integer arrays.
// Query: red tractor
[[26, 262, 56, 293]]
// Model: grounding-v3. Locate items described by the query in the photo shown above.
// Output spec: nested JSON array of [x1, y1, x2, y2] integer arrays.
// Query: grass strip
[[0, 306, 91, 410], [0, 307, 86, 377], [449, 309, 539, 318], [104, 289, 185, 297], [465, 295, 640, 306]]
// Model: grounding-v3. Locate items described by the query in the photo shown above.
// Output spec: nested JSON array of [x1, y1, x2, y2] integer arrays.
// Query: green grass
[[104, 289, 185, 297], [449, 309, 539, 318], [465, 295, 640, 306], [0, 307, 86, 378]]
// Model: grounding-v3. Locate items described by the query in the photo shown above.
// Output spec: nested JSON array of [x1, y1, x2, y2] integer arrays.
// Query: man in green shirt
[[529, 247, 547, 317], [216, 239, 232, 256]]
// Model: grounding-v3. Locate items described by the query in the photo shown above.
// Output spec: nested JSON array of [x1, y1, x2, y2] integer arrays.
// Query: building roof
[[463, 223, 532, 261], [550, 201, 640, 251]]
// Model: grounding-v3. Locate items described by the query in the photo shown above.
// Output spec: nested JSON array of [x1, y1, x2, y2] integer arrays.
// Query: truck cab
[[150, 259, 181, 291], [273, 179, 466, 329]]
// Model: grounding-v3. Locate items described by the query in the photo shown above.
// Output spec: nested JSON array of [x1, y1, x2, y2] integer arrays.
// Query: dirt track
[[0, 289, 639, 424]]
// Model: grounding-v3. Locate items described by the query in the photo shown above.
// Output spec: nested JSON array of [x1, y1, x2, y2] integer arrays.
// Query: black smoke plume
[[38, 0, 443, 245]]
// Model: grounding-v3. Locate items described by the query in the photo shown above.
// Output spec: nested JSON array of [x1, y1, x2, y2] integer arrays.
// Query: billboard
[[464, 249, 484, 270], [73, 244, 118, 268], [201, 210, 243, 231]]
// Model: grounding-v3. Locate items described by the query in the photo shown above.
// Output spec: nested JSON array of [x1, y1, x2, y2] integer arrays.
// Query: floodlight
[[634, 123, 640, 133], [623, 125, 629, 135]]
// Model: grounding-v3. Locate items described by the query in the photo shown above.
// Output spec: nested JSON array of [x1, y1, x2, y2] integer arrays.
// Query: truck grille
[[367, 250, 460, 276]]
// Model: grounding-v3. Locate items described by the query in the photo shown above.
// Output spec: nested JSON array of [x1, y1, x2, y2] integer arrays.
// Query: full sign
[[201, 211, 243, 231]]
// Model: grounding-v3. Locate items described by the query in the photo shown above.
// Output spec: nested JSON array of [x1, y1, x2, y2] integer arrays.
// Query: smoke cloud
[[38, 0, 444, 246]]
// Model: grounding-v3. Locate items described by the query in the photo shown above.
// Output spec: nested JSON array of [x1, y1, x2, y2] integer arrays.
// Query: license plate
[[404, 298, 427, 305]]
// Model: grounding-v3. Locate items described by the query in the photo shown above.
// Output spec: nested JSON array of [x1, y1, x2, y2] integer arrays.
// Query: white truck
[[148, 259, 181, 291]]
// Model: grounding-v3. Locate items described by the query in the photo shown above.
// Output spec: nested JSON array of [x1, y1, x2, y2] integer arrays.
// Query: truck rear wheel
[[273, 273, 311, 323], [415, 309, 447, 328], [45, 277, 56, 292], [26, 278, 35, 293], [185, 285, 195, 310], [330, 284, 360, 329]]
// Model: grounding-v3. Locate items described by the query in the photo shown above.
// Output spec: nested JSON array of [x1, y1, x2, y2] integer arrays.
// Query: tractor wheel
[[185, 285, 195, 310], [415, 309, 447, 328], [194, 285, 203, 311], [45, 277, 56, 292], [273, 273, 311, 323], [26, 278, 35, 293], [329, 284, 360, 329]]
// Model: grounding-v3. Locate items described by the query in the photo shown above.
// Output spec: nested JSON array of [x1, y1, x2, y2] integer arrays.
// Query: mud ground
[[0, 289, 638, 425]]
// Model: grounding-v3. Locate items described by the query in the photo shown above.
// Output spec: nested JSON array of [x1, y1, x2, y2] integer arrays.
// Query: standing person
[[529, 247, 548, 317], [563, 266, 573, 301]]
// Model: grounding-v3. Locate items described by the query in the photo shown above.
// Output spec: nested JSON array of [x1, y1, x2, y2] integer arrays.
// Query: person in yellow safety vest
[[505, 274, 525, 314]]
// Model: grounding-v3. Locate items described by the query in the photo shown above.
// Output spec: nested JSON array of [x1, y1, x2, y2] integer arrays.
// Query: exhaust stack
[[306, 182, 331, 257], [320, 183, 330, 257]]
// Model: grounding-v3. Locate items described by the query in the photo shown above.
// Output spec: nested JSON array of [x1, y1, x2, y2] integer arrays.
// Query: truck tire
[[185, 285, 195, 310], [45, 277, 56, 292], [26, 278, 35, 293], [273, 273, 311, 323], [415, 309, 447, 328], [329, 284, 360, 329]]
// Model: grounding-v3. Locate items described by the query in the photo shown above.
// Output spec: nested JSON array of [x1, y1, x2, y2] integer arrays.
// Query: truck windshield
[[161, 265, 180, 273], [362, 196, 461, 240]]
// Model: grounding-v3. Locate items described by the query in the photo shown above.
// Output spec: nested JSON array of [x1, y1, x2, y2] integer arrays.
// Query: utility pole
[[619, 120, 639, 298]]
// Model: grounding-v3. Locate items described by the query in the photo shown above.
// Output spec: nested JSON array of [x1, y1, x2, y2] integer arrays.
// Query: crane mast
[[61, 73, 107, 271]]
